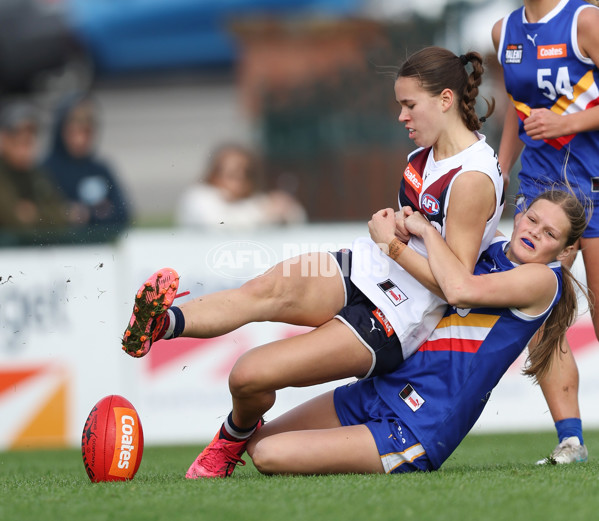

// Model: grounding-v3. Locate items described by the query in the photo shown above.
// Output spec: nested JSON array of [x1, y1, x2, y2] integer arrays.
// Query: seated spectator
[[0, 101, 68, 243], [42, 92, 131, 239], [176, 143, 306, 229]]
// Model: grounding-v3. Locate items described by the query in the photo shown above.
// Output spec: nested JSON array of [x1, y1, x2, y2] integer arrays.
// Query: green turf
[[1, 430, 598, 521]]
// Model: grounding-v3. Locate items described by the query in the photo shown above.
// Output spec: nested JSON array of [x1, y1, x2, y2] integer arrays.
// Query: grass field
[[1, 430, 598, 521]]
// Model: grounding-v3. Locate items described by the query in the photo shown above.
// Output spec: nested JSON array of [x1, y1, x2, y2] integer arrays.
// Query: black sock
[[170, 306, 185, 338]]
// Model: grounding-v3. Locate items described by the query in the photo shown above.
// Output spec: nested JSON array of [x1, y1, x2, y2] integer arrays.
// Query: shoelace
[[201, 443, 246, 473], [545, 440, 583, 464], [553, 443, 574, 457]]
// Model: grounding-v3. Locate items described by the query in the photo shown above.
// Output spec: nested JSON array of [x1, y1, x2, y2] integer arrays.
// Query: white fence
[[0, 223, 597, 450]]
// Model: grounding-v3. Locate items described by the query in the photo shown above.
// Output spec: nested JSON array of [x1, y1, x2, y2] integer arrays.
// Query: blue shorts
[[331, 250, 404, 378], [334, 378, 433, 474]]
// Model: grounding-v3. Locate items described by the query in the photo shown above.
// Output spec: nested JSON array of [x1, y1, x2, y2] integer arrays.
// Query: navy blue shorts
[[331, 250, 404, 378], [334, 378, 433, 474]]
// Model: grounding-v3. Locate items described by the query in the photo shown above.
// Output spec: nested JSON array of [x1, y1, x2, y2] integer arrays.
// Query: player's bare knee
[[229, 355, 262, 397], [249, 439, 278, 475], [228, 364, 254, 398]]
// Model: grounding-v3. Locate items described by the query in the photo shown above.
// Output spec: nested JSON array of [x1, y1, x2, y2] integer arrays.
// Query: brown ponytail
[[459, 51, 495, 131]]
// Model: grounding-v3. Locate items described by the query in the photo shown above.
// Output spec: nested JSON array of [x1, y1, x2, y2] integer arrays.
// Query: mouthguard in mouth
[[522, 238, 534, 248]]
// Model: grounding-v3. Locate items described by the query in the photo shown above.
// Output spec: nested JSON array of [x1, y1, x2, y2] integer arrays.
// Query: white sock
[[162, 309, 176, 339], [224, 415, 258, 440]]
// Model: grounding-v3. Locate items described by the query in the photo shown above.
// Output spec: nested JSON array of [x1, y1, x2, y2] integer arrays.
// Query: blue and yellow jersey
[[497, 0, 599, 202], [373, 238, 563, 469]]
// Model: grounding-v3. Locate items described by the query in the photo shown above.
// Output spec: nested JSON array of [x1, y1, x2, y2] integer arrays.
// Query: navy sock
[[170, 306, 185, 338], [555, 417, 583, 445], [219, 412, 259, 441]]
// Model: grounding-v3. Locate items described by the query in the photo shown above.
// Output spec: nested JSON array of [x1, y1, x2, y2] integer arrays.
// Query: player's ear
[[440, 88, 454, 112], [556, 244, 574, 263]]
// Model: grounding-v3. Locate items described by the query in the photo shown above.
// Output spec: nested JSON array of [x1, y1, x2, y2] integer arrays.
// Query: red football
[[81, 395, 144, 483]]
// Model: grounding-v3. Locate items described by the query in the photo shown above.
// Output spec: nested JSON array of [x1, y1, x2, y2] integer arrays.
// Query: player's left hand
[[404, 211, 430, 237], [394, 207, 413, 242], [523, 108, 567, 140]]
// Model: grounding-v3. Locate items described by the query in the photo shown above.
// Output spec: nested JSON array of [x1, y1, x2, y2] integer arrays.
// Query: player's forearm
[[386, 239, 445, 299], [498, 105, 523, 180], [417, 226, 474, 306], [563, 105, 599, 134]]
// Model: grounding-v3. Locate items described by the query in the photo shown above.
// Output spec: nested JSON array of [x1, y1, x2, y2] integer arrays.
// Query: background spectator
[[42, 92, 131, 239], [176, 142, 306, 230], [0, 101, 68, 243]]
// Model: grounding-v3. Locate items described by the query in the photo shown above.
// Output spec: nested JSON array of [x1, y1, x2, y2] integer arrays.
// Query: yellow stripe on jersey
[[508, 93, 531, 117], [436, 312, 500, 330], [509, 71, 599, 118], [553, 70, 598, 115], [424, 312, 500, 349]]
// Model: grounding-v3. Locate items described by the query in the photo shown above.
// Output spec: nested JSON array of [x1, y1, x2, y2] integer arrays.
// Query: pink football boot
[[122, 268, 189, 358]]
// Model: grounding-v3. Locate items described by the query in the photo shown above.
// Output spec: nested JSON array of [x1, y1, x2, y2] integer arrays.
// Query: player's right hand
[[394, 207, 413, 242]]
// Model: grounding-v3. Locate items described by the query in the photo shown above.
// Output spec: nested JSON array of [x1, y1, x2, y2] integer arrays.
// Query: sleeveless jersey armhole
[[510, 269, 559, 320], [496, 14, 510, 65], [572, 5, 599, 64]]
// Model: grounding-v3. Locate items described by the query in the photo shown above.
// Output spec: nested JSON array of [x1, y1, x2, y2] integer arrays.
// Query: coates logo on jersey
[[538, 44, 567, 59], [403, 163, 423, 193], [421, 194, 440, 215]]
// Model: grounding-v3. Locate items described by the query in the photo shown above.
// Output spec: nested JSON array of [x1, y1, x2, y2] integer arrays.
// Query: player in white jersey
[[492, 0, 599, 464], [244, 190, 588, 475], [120, 47, 503, 479], [351, 128, 502, 359]]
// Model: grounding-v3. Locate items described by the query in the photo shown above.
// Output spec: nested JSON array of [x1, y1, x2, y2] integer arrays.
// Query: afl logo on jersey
[[421, 194, 440, 215]]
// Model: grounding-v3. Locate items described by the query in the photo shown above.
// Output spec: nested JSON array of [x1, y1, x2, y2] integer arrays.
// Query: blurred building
[[228, 0, 520, 222], [230, 14, 444, 221], [2, 0, 517, 226]]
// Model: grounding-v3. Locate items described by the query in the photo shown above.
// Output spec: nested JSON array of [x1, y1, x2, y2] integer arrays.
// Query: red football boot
[[185, 420, 263, 479]]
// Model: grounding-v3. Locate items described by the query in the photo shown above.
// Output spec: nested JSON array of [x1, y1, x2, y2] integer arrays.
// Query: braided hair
[[397, 46, 494, 131]]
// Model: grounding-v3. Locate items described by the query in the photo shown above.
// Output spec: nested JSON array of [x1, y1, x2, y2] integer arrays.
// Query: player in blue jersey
[[243, 189, 588, 474], [492, 0, 599, 463]]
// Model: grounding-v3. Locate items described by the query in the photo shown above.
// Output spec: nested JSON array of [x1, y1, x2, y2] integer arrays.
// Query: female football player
[[492, 0, 599, 463]]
